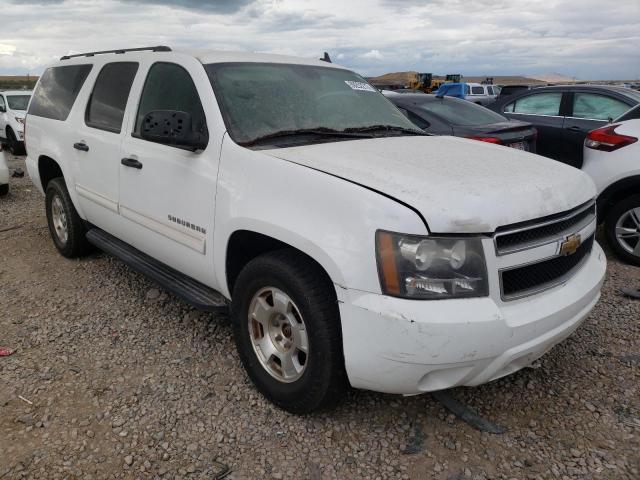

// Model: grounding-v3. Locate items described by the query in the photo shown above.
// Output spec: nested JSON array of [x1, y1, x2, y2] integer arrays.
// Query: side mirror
[[0, 106, 6, 113], [141, 110, 208, 151]]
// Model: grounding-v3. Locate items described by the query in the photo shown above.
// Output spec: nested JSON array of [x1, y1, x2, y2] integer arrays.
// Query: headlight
[[376, 231, 489, 299], [15, 117, 25, 125]]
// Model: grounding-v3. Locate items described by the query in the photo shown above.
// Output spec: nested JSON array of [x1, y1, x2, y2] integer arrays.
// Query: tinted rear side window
[[471, 86, 484, 94], [86, 62, 139, 133], [572, 93, 629, 121], [28, 65, 92, 121], [507, 92, 562, 115]]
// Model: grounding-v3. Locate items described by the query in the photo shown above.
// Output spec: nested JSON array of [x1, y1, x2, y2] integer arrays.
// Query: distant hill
[[527, 73, 576, 83], [0, 75, 38, 90], [368, 71, 557, 87]]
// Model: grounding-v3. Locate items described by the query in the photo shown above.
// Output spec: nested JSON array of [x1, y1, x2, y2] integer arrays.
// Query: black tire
[[6, 128, 25, 156], [45, 177, 92, 258], [0, 184, 8, 196], [231, 249, 347, 414], [604, 194, 640, 266]]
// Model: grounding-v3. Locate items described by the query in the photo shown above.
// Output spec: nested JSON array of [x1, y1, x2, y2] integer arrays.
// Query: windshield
[[416, 98, 507, 126], [205, 62, 419, 145], [7, 95, 31, 111]]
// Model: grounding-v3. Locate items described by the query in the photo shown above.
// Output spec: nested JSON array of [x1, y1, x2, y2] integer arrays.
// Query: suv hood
[[264, 136, 595, 233]]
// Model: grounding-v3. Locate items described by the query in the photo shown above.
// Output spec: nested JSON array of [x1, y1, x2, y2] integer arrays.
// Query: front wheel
[[45, 178, 92, 258], [0, 184, 8, 196], [604, 194, 640, 266], [231, 250, 347, 414]]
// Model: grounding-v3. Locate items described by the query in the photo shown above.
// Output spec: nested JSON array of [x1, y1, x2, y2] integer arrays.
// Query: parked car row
[[490, 84, 640, 167], [22, 47, 607, 413]]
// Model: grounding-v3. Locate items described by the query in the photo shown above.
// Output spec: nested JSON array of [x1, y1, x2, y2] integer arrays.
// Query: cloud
[[361, 49, 383, 60], [119, 0, 254, 14], [0, 44, 17, 56], [0, 0, 638, 80]]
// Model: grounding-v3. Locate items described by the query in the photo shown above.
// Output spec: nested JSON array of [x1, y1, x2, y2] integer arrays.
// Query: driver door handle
[[73, 142, 89, 152], [121, 158, 143, 170], [566, 126, 583, 132]]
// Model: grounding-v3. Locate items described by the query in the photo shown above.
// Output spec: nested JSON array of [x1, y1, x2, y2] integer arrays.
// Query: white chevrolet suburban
[[26, 47, 606, 413], [1, 90, 32, 155]]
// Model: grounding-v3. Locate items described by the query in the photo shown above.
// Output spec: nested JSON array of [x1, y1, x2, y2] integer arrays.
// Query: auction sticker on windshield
[[345, 80, 377, 92]]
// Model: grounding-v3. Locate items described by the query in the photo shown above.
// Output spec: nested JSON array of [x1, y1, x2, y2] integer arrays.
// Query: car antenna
[[319, 52, 332, 63]]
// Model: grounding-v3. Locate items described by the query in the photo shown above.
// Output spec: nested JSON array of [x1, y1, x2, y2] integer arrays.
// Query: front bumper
[[338, 241, 606, 394]]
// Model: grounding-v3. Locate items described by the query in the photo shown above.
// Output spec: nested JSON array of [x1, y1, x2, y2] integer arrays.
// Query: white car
[[25, 47, 606, 413], [0, 150, 9, 196], [583, 105, 640, 265], [0, 90, 32, 155]]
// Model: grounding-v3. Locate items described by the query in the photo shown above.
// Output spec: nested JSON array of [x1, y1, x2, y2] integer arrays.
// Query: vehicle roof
[[1, 90, 33, 95], [194, 50, 345, 69], [388, 93, 459, 103], [54, 48, 345, 70], [527, 84, 635, 94]]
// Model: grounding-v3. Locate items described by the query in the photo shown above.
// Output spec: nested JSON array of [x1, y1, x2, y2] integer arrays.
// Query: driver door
[[117, 60, 221, 286]]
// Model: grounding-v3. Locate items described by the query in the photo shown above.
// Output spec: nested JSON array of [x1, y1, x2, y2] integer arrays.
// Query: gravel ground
[[1, 151, 639, 480]]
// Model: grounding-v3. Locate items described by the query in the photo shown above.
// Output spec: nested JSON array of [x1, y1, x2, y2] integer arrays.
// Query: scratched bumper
[[338, 242, 606, 394]]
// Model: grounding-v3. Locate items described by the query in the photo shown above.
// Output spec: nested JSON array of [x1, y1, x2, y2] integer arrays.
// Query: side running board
[[86, 228, 228, 313]]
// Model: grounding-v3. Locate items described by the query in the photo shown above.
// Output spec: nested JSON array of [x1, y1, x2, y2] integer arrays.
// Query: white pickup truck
[[25, 47, 606, 413], [466, 83, 498, 105]]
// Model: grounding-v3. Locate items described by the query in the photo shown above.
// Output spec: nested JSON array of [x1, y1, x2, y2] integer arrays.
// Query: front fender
[[213, 138, 427, 298]]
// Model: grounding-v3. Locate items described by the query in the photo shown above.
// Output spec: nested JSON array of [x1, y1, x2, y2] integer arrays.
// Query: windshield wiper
[[344, 125, 427, 136], [240, 127, 376, 146]]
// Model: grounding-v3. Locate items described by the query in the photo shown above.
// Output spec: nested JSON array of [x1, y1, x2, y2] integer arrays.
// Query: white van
[[25, 47, 606, 413]]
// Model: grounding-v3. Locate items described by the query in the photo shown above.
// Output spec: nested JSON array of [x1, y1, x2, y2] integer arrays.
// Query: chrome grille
[[500, 235, 594, 300], [494, 201, 596, 256]]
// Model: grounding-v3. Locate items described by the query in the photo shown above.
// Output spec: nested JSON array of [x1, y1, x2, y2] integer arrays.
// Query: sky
[[1, 0, 639, 80]]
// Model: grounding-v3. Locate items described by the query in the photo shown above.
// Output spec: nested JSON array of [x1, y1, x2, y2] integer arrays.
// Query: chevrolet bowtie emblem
[[560, 233, 581, 256]]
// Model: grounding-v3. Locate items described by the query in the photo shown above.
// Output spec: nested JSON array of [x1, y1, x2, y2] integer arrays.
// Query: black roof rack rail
[[60, 46, 171, 60]]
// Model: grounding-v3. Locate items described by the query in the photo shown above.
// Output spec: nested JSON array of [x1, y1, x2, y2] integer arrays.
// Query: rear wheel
[[0, 184, 8, 196], [231, 250, 347, 414], [604, 195, 640, 266], [45, 177, 92, 258]]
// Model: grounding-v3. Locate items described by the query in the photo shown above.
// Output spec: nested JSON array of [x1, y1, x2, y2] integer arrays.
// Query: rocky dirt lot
[[1, 151, 639, 480]]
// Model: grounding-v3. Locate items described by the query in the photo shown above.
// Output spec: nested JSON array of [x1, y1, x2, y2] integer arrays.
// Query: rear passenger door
[[502, 91, 565, 161], [562, 92, 632, 168], [118, 60, 219, 286], [71, 62, 139, 228]]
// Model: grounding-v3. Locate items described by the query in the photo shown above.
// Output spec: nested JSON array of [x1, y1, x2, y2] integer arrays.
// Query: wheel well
[[597, 176, 640, 222], [38, 156, 63, 190], [225, 230, 333, 295]]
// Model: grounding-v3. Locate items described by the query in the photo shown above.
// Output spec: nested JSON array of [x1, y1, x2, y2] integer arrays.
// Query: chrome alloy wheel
[[248, 287, 309, 383], [615, 207, 640, 256], [51, 195, 69, 245]]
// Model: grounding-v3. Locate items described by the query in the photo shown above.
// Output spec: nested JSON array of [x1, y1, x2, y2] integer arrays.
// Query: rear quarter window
[[471, 86, 484, 95], [86, 62, 139, 133], [28, 64, 92, 121]]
